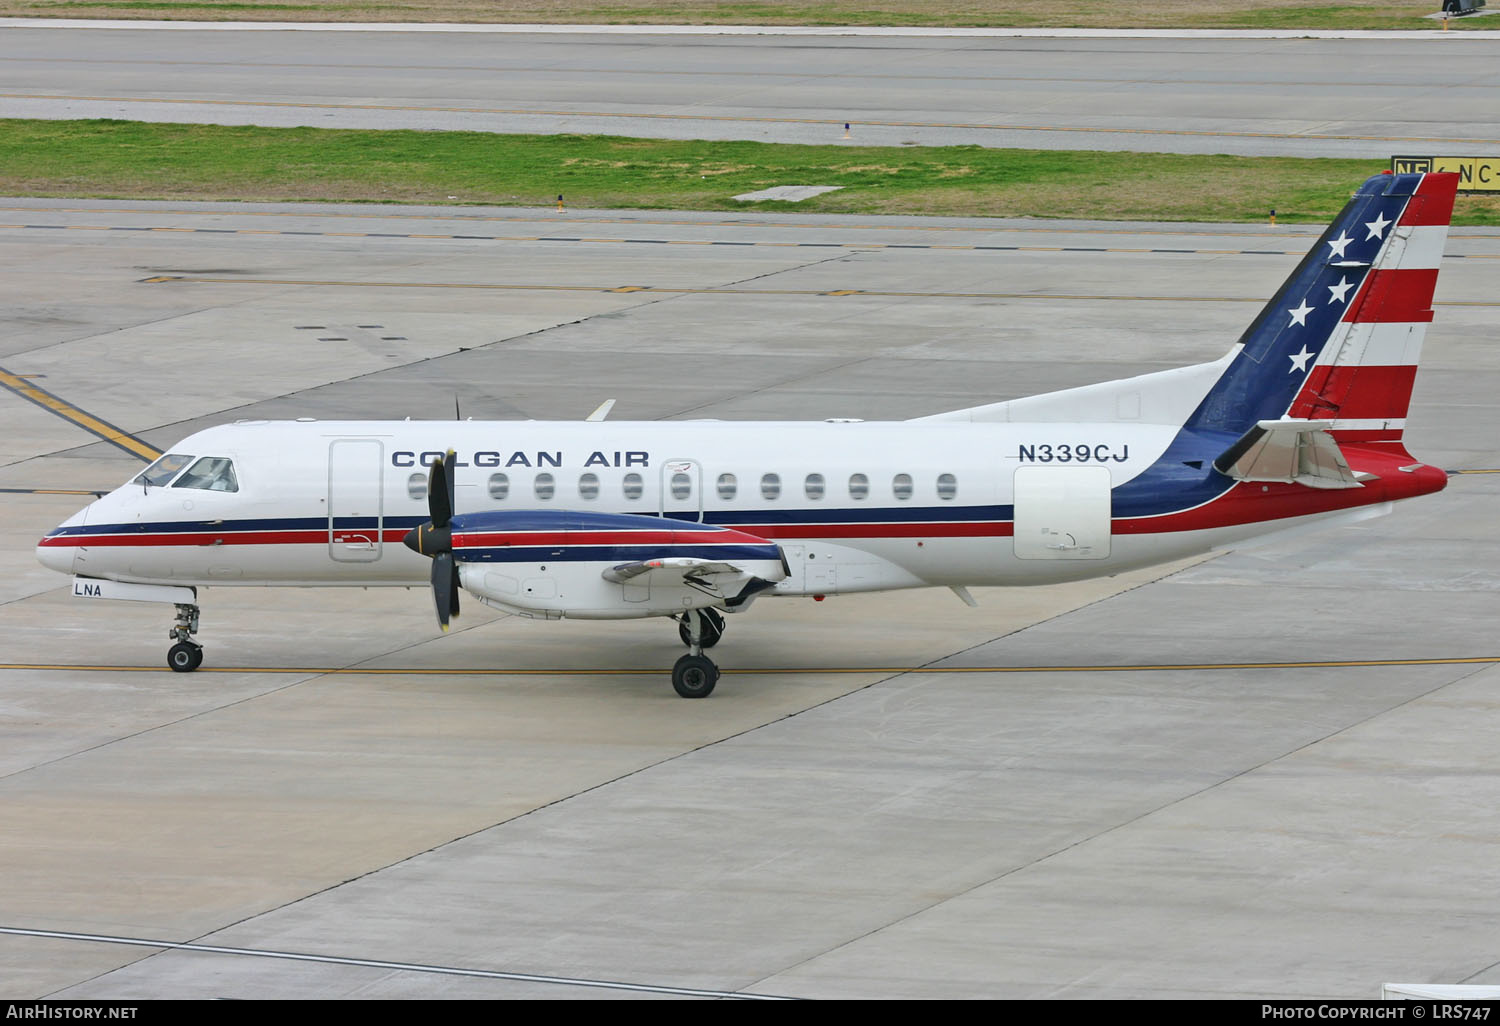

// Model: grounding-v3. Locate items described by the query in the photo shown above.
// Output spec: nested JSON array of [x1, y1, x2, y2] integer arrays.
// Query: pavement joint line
[[10, 56, 1500, 90], [0, 366, 161, 463], [31, 222, 1468, 258], [20, 204, 1500, 243], [141, 276, 1500, 306], [2, 657, 1495, 676], [0, 926, 793, 1000], [7, 92, 1500, 147], [53, 228, 1293, 255]]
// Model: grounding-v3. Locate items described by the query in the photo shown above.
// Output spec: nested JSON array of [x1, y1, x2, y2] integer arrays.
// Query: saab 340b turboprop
[[36, 171, 1458, 697]]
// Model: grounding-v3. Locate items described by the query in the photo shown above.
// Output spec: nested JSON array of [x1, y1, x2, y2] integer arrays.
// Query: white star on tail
[[1289, 346, 1314, 373], [1287, 299, 1313, 326], [1326, 231, 1353, 259], [1365, 212, 1392, 241], [1327, 276, 1354, 304]]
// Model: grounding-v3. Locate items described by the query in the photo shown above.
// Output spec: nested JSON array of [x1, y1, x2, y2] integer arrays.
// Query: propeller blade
[[443, 449, 457, 525], [413, 450, 461, 631], [432, 552, 457, 630], [428, 449, 456, 528]]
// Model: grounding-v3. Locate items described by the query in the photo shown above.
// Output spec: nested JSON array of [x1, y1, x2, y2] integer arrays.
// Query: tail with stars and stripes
[[1184, 170, 1457, 455]]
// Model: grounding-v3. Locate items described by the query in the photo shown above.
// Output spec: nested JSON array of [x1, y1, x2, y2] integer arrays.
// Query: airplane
[[35, 170, 1457, 698]]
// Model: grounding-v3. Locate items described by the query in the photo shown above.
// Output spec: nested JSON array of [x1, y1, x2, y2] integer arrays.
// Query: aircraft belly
[[772, 540, 926, 596]]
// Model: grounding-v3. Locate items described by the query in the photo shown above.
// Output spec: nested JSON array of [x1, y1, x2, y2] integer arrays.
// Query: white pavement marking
[[734, 186, 846, 203]]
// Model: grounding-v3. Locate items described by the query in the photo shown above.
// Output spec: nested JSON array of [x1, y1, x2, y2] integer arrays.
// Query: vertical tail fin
[[1285, 172, 1456, 450], [1186, 171, 1457, 451]]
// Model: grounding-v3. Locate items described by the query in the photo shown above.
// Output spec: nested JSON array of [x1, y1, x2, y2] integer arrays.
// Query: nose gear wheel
[[167, 602, 203, 672]]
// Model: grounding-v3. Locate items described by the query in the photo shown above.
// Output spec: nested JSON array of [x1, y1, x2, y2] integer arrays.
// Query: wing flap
[[603, 555, 785, 599]]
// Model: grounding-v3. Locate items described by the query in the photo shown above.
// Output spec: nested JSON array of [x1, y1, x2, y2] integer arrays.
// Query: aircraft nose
[[36, 500, 90, 576], [36, 532, 76, 575]]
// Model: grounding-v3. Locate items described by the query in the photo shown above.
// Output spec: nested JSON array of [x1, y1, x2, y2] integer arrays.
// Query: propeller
[[403, 450, 461, 630]]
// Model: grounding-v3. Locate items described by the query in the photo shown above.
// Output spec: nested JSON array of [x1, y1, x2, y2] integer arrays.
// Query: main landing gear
[[672, 609, 724, 699], [676, 608, 723, 649], [167, 602, 203, 672]]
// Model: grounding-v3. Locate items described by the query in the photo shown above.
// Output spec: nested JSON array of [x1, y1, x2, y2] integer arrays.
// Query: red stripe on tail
[[1397, 172, 1459, 227], [1288, 365, 1418, 420], [1343, 268, 1438, 324]]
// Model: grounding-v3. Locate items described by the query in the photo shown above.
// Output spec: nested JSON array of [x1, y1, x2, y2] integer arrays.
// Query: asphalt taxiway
[[2, 198, 1500, 999], [2, 22, 1499, 156]]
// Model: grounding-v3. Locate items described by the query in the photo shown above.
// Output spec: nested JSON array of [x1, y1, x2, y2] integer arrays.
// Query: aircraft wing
[[446, 508, 788, 609], [1212, 419, 1365, 490]]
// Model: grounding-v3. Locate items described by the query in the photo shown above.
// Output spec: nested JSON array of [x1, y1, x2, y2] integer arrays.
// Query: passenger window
[[670, 472, 692, 500], [579, 473, 600, 500], [716, 473, 737, 500], [761, 473, 781, 500], [937, 473, 957, 500], [487, 473, 509, 500], [805, 473, 825, 500], [407, 472, 428, 500], [534, 473, 555, 500], [172, 457, 239, 492], [848, 473, 869, 500], [892, 473, 913, 500], [133, 453, 194, 488], [623, 473, 644, 500]]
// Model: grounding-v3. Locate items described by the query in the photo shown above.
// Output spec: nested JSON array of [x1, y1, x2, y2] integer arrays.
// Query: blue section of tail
[[1110, 172, 1421, 520], [1182, 172, 1420, 436]]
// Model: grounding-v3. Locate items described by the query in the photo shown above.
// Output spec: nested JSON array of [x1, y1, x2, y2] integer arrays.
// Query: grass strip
[[2, 119, 1497, 224]]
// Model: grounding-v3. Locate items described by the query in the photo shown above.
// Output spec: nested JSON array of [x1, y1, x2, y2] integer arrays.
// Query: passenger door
[[328, 438, 384, 562]]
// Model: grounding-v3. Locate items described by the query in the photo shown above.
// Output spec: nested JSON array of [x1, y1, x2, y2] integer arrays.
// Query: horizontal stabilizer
[[1213, 419, 1365, 490]]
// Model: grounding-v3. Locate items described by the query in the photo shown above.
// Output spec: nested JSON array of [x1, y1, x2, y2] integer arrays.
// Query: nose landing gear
[[167, 602, 203, 672]]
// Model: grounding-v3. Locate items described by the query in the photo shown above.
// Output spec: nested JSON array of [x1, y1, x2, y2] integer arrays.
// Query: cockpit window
[[172, 457, 239, 492], [133, 453, 194, 488]]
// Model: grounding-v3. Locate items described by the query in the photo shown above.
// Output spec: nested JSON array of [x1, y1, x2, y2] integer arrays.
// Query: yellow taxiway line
[[0, 366, 161, 463]]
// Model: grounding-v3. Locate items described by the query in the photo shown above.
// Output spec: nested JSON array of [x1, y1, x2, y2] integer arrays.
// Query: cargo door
[[1012, 466, 1111, 560]]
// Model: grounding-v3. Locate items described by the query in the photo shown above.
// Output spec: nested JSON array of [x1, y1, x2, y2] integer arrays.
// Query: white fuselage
[[37, 416, 1414, 614]]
